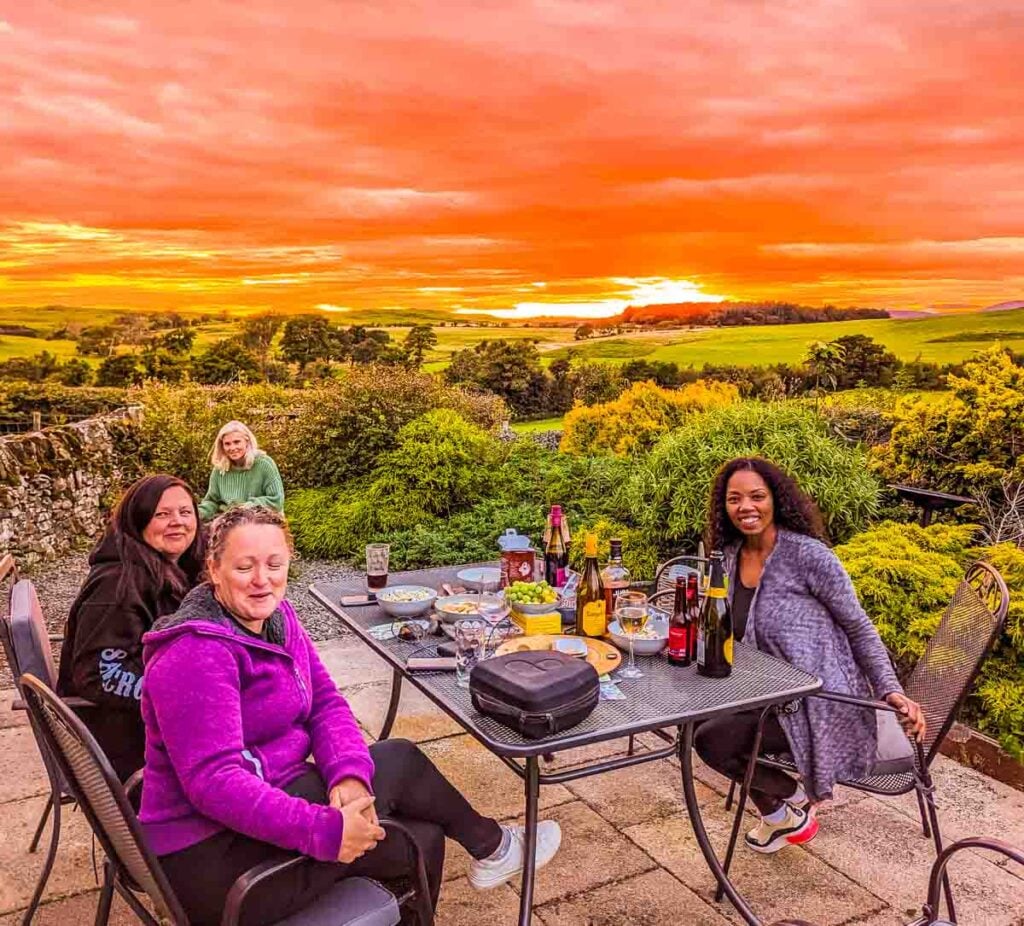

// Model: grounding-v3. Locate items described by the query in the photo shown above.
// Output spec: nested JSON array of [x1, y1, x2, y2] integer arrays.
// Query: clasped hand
[[885, 692, 927, 742], [330, 778, 386, 863]]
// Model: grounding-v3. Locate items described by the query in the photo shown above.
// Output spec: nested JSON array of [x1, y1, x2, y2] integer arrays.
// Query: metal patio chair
[[0, 562, 93, 925], [717, 561, 1010, 922], [19, 673, 434, 926]]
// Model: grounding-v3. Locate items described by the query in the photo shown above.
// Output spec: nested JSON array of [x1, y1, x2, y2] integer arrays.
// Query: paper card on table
[[599, 674, 626, 700]]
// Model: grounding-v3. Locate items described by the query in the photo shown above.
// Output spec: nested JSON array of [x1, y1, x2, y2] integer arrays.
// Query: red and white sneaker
[[744, 805, 819, 854]]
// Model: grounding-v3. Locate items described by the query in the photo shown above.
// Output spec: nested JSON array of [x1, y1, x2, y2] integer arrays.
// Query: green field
[[510, 416, 565, 434], [546, 310, 1024, 368], [2, 304, 1023, 372]]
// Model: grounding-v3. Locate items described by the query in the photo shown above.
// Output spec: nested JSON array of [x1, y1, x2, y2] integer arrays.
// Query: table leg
[[716, 706, 771, 901], [517, 756, 540, 926], [679, 722, 762, 926], [379, 667, 403, 740]]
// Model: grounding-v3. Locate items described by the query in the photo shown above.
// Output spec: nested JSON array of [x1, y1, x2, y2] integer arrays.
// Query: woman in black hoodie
[[58, 474, 204, 780]]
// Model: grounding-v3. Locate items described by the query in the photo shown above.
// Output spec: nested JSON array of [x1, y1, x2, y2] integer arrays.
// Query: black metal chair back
[[902, 562, 1009, 766], [18, 673, 187, 925]]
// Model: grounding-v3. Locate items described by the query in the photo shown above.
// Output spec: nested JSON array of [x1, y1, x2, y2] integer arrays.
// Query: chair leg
[[627, 734, 635, 757], [725, 780, 736, 812], [21, 796, 61, 926], [923, 792, 955, 923], [94, 861, 115, 926], [27, 797, 53, 853], [915, 787, 932, 839]]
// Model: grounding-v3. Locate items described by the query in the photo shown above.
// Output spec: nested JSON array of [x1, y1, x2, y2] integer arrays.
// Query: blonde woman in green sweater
[[198, 421, 285, 520]]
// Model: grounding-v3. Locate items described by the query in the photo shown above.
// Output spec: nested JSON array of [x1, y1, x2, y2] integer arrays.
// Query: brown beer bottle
[[686, 573, 700, 665], [696, 551, 733, 678]]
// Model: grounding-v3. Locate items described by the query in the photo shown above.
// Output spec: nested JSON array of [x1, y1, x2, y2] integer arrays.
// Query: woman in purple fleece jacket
[[139, 506, 561, 926]]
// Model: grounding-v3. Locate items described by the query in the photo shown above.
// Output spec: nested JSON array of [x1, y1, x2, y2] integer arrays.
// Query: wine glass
[[615, 590, 648, 679], [477, 578, 507, 654]]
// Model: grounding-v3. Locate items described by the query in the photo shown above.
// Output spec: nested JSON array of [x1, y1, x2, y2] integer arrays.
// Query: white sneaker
[[468, 821, 562, 890], [744, 804, 818, 854]]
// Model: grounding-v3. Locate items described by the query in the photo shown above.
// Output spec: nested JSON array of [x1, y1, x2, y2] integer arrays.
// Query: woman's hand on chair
[[338, 795, 386, 863], [886, 692, 927, 742]]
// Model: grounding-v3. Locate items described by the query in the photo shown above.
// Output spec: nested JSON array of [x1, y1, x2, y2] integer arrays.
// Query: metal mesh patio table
[[311, 563, 821, 926]]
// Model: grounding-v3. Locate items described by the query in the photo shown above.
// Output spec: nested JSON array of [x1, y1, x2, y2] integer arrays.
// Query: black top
[[731, 577, 755, 642]]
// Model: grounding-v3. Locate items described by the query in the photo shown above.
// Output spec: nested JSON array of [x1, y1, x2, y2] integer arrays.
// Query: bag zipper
[[473, 687, 597, 728]]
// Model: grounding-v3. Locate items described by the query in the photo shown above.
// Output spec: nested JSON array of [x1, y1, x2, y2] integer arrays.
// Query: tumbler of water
[[454, 619, 486, 688]]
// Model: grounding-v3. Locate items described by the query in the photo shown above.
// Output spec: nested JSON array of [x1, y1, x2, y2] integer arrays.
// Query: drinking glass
[[615, 590, 649, 679], [366, 543, 390, 592], [454, 619, 486, 688], [477, 581, 507, 654]]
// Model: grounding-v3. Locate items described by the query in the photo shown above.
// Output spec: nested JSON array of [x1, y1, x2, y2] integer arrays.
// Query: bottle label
[[696, 629, 705, 666], [668, 626, 688, 658], [581, 601, 606, 636], [705, 587, 727, 599], [723, 635, 734, 665]]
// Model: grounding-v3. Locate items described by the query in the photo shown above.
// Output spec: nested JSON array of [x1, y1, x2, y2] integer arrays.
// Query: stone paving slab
[[435, 877, 522, 926], [624, 809, 888, 926], [0, 726, 47, 804], [806, 795, 1024, 924], [536, 868, 732, 926], [0, 890, 136, 926], [345, 681, 466, 743], [0, 691, 27, 730]]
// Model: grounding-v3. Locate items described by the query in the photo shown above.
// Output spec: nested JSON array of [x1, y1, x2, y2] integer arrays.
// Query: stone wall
[[0, 408, 142, 568]]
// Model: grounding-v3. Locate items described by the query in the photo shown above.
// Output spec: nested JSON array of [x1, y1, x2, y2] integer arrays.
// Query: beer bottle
[[600, 538, 630, 615], [696, 551, 733, 678], [575, 533, 607, 637], [667, 576, 690, 666], [686, 573, 700, 666]]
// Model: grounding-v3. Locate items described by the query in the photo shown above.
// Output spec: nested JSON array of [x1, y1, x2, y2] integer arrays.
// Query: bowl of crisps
[[376, 585, 437, 618], [506, 580, 562, 615]]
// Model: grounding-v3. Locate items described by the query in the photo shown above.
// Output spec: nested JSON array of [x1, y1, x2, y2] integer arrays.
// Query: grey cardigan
[[724, 529, 902, 801]]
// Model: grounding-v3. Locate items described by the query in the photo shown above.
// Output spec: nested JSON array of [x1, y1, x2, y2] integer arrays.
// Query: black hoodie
[[57, 531, 196, 780]]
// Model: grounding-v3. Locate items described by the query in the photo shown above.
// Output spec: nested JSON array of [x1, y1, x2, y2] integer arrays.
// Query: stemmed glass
[[477, 578, 507, 655], [615, 590, 649, 680]]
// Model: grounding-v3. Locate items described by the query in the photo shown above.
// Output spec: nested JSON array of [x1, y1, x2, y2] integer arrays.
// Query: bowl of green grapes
[[506, 580, 561, 615]]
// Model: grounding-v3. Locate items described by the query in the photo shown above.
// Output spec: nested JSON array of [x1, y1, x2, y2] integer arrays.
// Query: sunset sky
[[1, 0, 1022, 320]]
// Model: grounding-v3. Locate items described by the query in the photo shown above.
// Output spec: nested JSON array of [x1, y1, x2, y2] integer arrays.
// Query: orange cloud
[[0, 1, 1022, 317]]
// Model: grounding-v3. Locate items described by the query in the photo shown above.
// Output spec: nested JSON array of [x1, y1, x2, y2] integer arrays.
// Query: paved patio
[[2, 635, 1022, 926]]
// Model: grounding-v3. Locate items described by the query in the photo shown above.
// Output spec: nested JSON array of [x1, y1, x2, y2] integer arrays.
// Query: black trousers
[[694, 710, 799, 815], [159, 739, 503, 926]]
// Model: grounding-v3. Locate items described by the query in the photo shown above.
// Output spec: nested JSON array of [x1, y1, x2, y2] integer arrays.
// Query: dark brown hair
[[706, 457, 827, 550], [110, 474, 204, 603]]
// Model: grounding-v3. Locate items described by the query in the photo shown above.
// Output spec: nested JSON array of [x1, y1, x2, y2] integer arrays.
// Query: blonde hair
[[210, 421, 260, 473], [207, 505, 293, 564]]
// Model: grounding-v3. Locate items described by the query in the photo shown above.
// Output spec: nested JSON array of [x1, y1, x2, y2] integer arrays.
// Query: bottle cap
[[550, 504, 562, 517], [609, 538, 622, 555], [585, 533, 597, 556]]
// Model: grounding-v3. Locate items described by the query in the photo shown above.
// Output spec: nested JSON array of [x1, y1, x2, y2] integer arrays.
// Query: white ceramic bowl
[[607, 613, 670, 655], [375, 585, 437, 618], [456, 566, 501, 590]]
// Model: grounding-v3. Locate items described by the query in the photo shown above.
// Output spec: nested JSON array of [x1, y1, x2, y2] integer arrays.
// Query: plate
[[456, 567, 501, 590], [495, 634, 622, 673], [435, 593, 510, 624]]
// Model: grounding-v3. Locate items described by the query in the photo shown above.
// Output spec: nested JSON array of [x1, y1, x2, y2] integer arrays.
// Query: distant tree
[[403, 325, 438, 366], [829, 334, 901, 389], [574, 324, 595, 341], [621, 359, 683, 388], [240, 314, 283, 359], [0, 351, 60, 382], [76, 325, 121, 357], [445, 339, 549, 416], [96, 354, 143, 387], [156, 327, 196, 354], [280, 316, 335, 368], [190, 338, 261, 384], [569, 360, 626, 406], [804, 340, 846, 395], [140, 347, 188, 383]]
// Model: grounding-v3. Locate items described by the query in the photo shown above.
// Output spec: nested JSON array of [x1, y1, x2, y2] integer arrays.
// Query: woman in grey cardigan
[[694, 457, 925, 855]]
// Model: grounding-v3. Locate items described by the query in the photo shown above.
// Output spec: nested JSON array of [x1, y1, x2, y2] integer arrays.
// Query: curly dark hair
[[706, 457, 827, 549]]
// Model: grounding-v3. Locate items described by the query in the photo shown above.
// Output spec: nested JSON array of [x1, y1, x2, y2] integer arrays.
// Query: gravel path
[[1, 548, 359, 688]]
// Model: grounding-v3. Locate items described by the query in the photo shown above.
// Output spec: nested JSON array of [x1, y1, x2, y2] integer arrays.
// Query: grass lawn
[[511, 416, 565, 433], [0, 335, 81, 362]]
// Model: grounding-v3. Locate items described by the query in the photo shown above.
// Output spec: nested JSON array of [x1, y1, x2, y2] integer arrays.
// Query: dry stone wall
[[0, 409, 142, 568]]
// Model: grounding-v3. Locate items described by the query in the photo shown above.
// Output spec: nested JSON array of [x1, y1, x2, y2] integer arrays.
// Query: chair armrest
[[123, 768, 144, 801], [811, 689, 900, 713], [63, 696, 97, 709], [926, 837, 1024, 915], [222, 855, 308, 926]]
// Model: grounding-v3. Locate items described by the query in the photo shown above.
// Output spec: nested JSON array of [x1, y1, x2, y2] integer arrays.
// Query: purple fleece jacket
[[138, 584, 374, 862]]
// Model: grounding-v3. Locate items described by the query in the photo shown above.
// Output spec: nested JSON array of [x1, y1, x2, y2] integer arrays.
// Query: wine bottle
[[575, 533, 607, 637], [543, 504, 572, 562], [696, 551, 733, 678], [544, 508, 567, 588], [600, 538, 630, 615]]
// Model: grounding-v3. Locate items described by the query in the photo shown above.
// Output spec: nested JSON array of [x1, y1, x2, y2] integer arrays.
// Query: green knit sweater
[[198, 453, 285, 520]]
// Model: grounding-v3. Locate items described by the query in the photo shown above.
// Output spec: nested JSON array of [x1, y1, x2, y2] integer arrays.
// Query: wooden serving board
[[495, 634, 622, 673]]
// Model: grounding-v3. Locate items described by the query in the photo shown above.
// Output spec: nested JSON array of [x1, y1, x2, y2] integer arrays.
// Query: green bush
[[0, 382, 129, 421], [624, 401, 881, 547], [277, 367, 507, 487], [836, 524, 1024, 759]]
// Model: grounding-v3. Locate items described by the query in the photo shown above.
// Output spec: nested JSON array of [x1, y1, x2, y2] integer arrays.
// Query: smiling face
[[208, 523, 290, 627], [141, 486, 197, 561], [221, 431, 249, 464], [725, 469, 776, 539]]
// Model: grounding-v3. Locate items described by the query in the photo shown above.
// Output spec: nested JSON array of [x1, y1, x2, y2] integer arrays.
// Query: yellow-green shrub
[[560, 379, 738, 457]]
